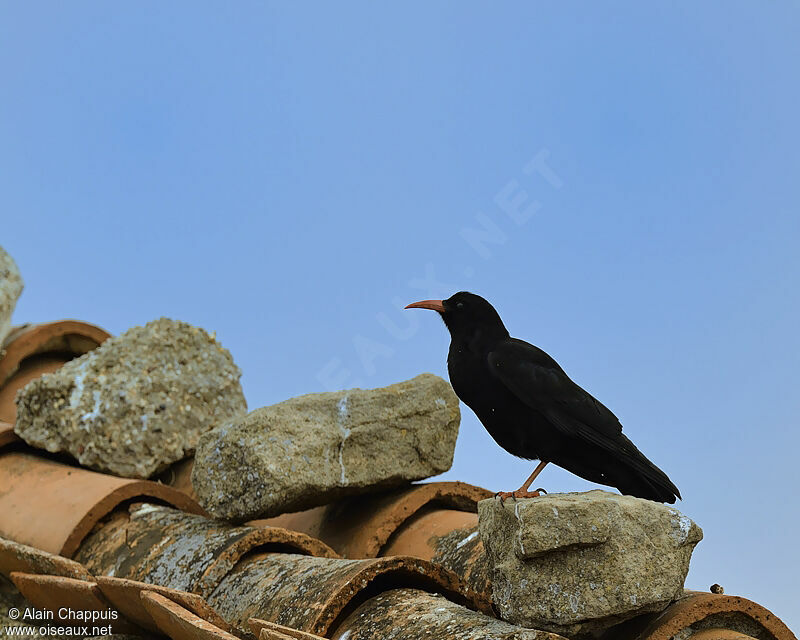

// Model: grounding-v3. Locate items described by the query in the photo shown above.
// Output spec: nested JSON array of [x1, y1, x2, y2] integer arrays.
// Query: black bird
[[406, 291, 681, 504]]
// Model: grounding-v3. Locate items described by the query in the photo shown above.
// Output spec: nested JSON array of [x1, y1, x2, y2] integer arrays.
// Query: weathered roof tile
[[74, 503, 337, 598], [9, 572, 142, 635], [253, 481, 492, 558], [0, 451, 204, 556], [141, 590, 240, 640], [0, 320, 109, 424], [0, 536, 92, 581], [206, 552, 491, 638], [96, 576, 234, 636]]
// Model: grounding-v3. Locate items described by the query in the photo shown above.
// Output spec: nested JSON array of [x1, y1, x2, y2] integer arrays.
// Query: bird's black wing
[[487, 338, 681, 502], [487, 338, 624, 444]]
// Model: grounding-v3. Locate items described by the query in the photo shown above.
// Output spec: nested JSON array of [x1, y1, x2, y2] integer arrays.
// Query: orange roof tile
[[0, 321, 109, 423], [0, 315, 795, 640], [0, 451, 204, 556], [141, 591, 240, 640], [10, 572, 142, 635]]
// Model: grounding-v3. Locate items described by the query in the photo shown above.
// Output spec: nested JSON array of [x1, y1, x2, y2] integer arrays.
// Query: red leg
[[496, 461, 549, 503]]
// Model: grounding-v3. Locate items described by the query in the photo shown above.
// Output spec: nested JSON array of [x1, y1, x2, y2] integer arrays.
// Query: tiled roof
[[0, 320, 796, 640]]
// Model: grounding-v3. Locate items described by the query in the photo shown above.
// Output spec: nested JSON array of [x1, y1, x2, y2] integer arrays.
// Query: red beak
[[405, 299, 445, 312]]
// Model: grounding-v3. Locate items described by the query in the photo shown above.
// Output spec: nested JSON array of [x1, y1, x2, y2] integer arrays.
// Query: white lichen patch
[[15, 317, 246, 479], [455, 531, 478, 550], [192, 373, 460, 521], [478, 490, 702, 636], [337, 394, 351, 485]]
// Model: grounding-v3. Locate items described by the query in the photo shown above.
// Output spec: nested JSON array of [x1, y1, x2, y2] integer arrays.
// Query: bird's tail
[[611, 438, 681, 504]]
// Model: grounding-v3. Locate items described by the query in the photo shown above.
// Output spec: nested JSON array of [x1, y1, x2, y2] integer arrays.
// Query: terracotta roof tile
[[0, 321, 109, 423], [602, 591, 796, 640], [74, 503, 338, 598], [332, 587, 567, 640], [9, 572, 142, 635], [0, 315, 795, 640], [250, 481, 493, 601], [249, 619, 326, 640], [204, 552, 491, 638], [0, 451, 204, 556], [382, 508, 489, 599], [0, 420, 20, 449], [140, 590, 240, 640], [95, 576, 234, 636], [0, 536, 92, 581], [159, 457, 198, 500], [252, 480, 491, 558]]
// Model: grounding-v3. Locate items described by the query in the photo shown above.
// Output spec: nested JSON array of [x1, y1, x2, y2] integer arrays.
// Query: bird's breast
[[447, 345, 553, 460]]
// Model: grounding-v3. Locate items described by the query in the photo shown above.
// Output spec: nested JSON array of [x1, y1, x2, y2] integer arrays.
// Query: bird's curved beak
[[405, 299, 445, 312]]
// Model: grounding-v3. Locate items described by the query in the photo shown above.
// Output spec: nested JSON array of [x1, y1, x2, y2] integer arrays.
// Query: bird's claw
[[495, 488, 547, 504]]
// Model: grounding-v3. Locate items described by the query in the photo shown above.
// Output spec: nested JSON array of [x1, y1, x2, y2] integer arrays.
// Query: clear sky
[[2, 2, 798, 630]]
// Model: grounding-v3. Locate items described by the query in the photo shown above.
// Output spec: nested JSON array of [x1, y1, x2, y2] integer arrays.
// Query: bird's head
[[405, 291, 509, 344]]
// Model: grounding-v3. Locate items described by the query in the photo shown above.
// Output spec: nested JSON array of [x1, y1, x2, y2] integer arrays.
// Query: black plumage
[[406, 291, 681, 503]]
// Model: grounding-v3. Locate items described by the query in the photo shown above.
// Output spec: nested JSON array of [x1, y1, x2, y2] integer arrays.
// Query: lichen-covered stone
[[0, 246, 24, 347], [333, 588, 567, 640], [478, 490, 703, 637], [192, 374, 460, 521], [14, 318, 246, 478]]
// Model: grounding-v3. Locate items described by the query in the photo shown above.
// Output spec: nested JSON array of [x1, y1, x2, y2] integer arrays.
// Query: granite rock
[[0, 246, 24, 347], [192, 373, 460, 521], [478, 490, 703, 637], [15, 318, 246, 478]]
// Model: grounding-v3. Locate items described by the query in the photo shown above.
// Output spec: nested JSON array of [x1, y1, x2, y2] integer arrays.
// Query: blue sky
[[2, 2, 798, 630]]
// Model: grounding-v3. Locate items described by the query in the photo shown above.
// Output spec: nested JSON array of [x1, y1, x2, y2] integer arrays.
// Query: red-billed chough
[[406, 291, 681, 504]]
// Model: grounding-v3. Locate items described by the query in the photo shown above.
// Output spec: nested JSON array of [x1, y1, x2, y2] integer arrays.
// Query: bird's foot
[[495, 487, 547, 504]]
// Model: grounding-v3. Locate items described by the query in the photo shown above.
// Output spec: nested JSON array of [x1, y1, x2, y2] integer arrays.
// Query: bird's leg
[[496, 461, 549, 503]]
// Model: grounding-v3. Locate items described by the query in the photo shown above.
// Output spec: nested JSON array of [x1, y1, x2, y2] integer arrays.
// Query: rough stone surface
[[14, 318, 246, 479], [478, 490, 703, 637], [333, 588, 568, 640], [0, 246, 24, 347], [192, 373, 460, 521]]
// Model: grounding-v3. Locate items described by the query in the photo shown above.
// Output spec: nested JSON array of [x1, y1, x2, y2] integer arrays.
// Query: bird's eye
[[456, 302, 464, 309]]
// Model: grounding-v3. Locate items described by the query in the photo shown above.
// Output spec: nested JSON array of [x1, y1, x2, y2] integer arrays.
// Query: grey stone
[[0, 246, 24, 347], [192, 373, 460, 521], [478, 490, 703, 637], [14, 317, 246, 478]]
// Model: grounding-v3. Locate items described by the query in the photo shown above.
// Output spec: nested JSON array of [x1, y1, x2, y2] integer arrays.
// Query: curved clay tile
[[0, 451, 204, 557], [609, 591, 796, 640], [205, 552, 492, 638], [9, 572, 143, 635], [689, 631, 758, 640], [381, 510, 491, 601], [0, 536, 92, 581], [251, 481, 493, 559], [95, 576, 233, 636], [0, 320, 110, 423], [250, 618, 328, 640], [0, 421, 20, 449], [140, 591, 240, 640], [157, 457, 198, 501], [74, 503, 338, 599], [331, 587, 569, 640]]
